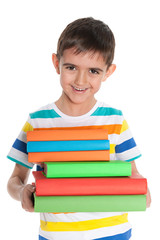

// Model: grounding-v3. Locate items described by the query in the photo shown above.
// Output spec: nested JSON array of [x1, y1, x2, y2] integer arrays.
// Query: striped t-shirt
[[7, 101, 141, 240]]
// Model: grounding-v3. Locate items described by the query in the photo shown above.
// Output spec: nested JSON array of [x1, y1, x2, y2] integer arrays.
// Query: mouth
[[72, 85, 88, 93]]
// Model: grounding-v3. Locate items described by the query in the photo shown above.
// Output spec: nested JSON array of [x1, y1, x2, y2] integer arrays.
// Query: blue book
[[27, 140, 110, 152]]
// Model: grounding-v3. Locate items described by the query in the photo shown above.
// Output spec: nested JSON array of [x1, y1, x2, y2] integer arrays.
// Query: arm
[[131, 161, 151, 208], [7, 163, 35, 212]]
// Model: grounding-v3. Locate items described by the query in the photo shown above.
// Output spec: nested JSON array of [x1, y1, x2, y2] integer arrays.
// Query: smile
[[72, 86, 88, 92]]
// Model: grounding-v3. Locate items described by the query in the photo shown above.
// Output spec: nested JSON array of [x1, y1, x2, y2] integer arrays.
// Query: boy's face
[[52, 48, 115, 107]]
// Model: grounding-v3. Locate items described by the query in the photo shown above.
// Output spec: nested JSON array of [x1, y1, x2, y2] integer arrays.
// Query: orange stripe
[[28, 150, 110, 163], [33, 125, 122, 135]]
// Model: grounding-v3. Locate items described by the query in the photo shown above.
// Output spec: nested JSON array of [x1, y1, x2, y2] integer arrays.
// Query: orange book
[[28, 150, 110, 163], [27, 129, 108, 141]]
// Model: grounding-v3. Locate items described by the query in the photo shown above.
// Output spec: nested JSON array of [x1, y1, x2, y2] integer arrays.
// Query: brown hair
[[56, 17, 115, 67]]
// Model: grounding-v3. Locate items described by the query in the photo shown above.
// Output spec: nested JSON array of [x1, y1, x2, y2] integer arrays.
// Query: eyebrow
[[63, 63, 76, 67], [63, 63, 104, 72]]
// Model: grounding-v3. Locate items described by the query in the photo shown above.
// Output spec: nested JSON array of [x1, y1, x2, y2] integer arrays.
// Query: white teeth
[[73, 86, 86, 91]]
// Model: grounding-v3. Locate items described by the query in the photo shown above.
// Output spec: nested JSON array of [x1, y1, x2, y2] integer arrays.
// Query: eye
[[89, 69, 99, 74], [66, 65, 76, 71]]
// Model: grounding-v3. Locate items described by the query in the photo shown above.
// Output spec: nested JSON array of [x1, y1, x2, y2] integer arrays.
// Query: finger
[[22, 194, 35, 212], [27, 184, 36, 193], [21, 185, 35, 212]]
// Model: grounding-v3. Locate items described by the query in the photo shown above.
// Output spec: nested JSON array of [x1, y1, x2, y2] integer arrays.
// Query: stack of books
[[27, 129, 147, 212]]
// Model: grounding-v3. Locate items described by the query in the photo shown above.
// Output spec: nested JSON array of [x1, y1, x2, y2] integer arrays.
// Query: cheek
[[60, 72, 72, 88], [91, 79, 102, 92]]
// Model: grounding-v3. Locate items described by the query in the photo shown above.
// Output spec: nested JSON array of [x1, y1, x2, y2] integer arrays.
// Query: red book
[[33, 171, 147, 196]]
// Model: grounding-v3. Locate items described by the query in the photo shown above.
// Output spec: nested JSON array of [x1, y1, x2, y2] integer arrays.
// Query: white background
[[0, 0, 159, 239]]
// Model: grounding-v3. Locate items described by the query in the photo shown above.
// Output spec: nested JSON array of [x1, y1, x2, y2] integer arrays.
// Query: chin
[[70, 99, 86, 105], [64, 91, 94, 105]]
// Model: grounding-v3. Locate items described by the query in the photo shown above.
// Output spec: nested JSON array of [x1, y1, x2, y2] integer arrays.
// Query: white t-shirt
[[7, 101, 141, 240]]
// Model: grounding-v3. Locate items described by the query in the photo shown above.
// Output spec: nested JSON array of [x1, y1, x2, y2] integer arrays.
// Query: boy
[[7, 17, 151, 240]]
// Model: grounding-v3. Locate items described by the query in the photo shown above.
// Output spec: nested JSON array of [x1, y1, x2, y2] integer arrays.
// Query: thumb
[[27, 184, 36, 193]]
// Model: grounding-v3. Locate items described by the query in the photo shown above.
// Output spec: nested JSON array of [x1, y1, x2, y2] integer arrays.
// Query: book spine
[[35, 177, 147, 196], [27, 140, 110, 152], [28, 150, 110, 162], [27, 129, 108, 141], [44, 161, 132, 178], [34, 194, 147, 212]]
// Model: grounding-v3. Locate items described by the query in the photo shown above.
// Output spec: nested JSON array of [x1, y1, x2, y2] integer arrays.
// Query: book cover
[[27, 129, 108, 141], [43, 161, 132, 178], [27, 140, 110, 153], [34, 194, 146, 212], [28, 150, 110, 162], [33, 171, 147, 196]]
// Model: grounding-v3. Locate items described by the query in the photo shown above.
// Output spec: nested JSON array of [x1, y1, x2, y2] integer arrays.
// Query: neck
[[55, 93, 97, 116]]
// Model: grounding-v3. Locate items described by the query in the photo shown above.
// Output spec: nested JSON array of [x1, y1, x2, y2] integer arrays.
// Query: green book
[[34, 194, 146, 212], [43, 160, 132, 178]]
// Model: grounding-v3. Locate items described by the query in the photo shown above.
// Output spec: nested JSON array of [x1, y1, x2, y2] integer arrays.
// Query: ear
[[52, 53, 60, 74], [102, 64, 116, 82]]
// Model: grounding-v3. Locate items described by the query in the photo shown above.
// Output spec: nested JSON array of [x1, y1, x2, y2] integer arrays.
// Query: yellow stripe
[[40, 213, 128, 232], [22, 121, 33, 132], [110, 144, 116, 154], [120, 120, 129, 133]]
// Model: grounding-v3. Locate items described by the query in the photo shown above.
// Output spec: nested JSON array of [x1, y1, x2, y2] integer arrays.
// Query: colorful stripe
[[110, 144, 115, 154], [116, 147, 141, 162], [30, 110, 61, 119], [7, 147, 34, 168], [115, 138, 136, 153], [91, 107, 123, 116], [7, 156, 32, 169], [22, 121, 33, 132], [120, 120, 129, 133], [39, 236, 49, 240], [125, 154, 142, 162], [39, 224, 131, 240], [40, 214, 128, 232], [12, 138, 27, 154], [93, 229, 131, 240], [33, 125, 122, 135], [32, 115, 123, 129]]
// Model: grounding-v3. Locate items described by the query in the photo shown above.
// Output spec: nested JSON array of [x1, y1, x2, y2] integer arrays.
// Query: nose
[[74, 71, 87, 86]]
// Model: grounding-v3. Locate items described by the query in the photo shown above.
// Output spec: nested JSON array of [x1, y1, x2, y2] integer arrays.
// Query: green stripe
[[91, 107, 122, 116], [125, 154, 142, 162], [30, 110, 61, 119], [7, 156, 33, 169]]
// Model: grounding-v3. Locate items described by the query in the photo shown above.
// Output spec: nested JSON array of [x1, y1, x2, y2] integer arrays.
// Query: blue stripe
[[91, 107, 122, 116], [38, 229, 131, 240], [27, 140, 110, 153], [93, 229, 132, 240], [39, 236, 49, 240], [37, 165, 44, 171], [30, 110, 61, 119], [115, 138, 136, 154], [12, 138, 27, 154]]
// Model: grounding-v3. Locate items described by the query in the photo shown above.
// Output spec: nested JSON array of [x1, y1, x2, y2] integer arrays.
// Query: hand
[[131, 161, 151, 208], [146, 187, 151, 208], [20, 184, 36, 212]]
